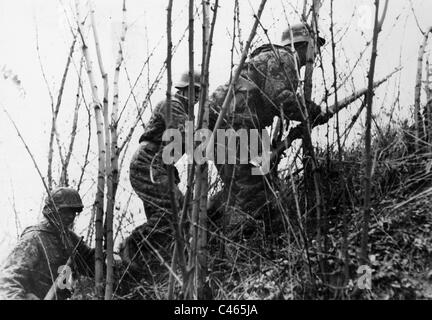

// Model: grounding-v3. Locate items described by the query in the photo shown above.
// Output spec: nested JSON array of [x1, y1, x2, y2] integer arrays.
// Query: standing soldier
[[208, 24, 325, 230], [0, 187, 95, 300], [122, 71, 201, 277]]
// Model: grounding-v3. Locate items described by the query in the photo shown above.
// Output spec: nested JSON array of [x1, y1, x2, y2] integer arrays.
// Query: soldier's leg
[[215, 138, 271, 220], [125, 142, 182, 278], [235, 165, 279, 233]]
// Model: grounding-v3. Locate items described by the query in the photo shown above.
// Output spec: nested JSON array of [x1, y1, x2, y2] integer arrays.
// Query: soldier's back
[[139, 94, 189, 144]]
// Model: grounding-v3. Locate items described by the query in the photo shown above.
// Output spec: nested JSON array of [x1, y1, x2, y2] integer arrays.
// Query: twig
[[47, 35, 77, 189], [61, 56, 84, 186], [361, 0, 389, 265], [35, 21, 54, 114], [77, 79, 92, 193], [3, 107, 76, 261]]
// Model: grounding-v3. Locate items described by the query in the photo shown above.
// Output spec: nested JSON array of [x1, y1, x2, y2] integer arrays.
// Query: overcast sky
[[1, 0, 431, 260]]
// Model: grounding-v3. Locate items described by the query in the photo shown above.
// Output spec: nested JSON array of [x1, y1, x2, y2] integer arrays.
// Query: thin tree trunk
[[197, 168, 208, 299], [186, 0, 216, 298], [103, 0, 127, 300], [166, 0, 188, 296], [414, 26, 432, 151], [89, 3, 111, 268], [426, 58, 432, 151], [330, 0, 349, 291], [184, 0, 197, 298], [361, 0, 389, 265], [302, 0, 326, 280], [76, 1, 106, 298], [196, 0, 213, 300]]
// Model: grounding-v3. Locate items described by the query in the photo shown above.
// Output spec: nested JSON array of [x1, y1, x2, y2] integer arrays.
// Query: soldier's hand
[[24, 293, 40, 300]]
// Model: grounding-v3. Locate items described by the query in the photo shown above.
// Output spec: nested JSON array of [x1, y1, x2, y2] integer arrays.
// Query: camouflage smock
[[0, 218, 94, 300]]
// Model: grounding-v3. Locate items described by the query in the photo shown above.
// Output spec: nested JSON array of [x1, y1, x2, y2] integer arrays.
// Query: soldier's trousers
[[209, 90, 274, 224], [126, 141, 183, 278], [214, 161, 272, 220]]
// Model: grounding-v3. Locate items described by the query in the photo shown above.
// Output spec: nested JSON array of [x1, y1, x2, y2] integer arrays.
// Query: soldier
[[122, 71, 201, 277], [208, 24, 325, 229], [0, 187, 95, 300]]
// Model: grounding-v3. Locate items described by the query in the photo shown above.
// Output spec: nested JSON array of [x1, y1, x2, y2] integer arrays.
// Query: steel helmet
[[174, 71, 202, 89], [44, 187, 84, 212], [281, 23, 325, 47]]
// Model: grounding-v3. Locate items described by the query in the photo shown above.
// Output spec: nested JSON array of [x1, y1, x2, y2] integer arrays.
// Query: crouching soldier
[[122, 71, 201, 279], [0, 187, 95, 300], [208, 23, 325, 230]]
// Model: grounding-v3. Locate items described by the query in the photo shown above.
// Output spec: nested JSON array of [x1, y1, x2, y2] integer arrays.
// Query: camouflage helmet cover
[[174, 70, 202, 89], [44, 187, 84, 212], [281, 23, 325, 47]]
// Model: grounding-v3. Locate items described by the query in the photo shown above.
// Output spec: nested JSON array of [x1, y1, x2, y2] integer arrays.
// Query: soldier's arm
[[69, 232, 95, 277], [283, 96, 322, 123], [308, 100, 325, 125], [165, 100, 189, 134], [249, 51, 322, 123], [0, 234, 42, 300], [162, 99, 190, 156], [262, 54, 323, 123]]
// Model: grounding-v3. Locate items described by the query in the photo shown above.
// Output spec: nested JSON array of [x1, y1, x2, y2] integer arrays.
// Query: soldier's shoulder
[[153, 99, 167, 113], [21, 221, 56, 238], [250, 45, 295, 64], [3, 228, 43, 265], [154, 96, 185, 113], [20, 225, 43, 240], [17, 228, 47, 251]]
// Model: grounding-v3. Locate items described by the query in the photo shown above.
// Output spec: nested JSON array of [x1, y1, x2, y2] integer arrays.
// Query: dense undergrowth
[[72, 122, 432, 300]]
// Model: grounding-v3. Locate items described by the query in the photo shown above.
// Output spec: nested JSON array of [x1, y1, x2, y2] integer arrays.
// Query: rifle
[[271, 67, 402, 162], [44, 237, 83, 300]]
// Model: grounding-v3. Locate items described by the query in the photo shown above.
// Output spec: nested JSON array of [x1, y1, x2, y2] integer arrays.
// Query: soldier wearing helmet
[[0, 187, 95, 300], [281, 23, 325, 63], [207, 23, 325, 232], [124, 71, 201, 277]]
